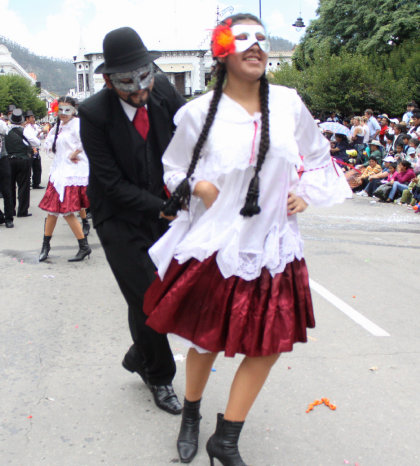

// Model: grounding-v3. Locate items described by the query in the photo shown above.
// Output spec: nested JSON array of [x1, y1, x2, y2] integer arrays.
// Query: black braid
[[240, 74, 270, 217], [162, 65, 227, 216], [52, 117, 61, 154]]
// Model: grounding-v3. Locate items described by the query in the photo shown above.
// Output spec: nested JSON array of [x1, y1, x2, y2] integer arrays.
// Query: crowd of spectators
[[321, 102, 420, 211]]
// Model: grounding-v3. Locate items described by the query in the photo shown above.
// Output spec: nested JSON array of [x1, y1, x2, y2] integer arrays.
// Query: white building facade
[[0, 44, 56, 115], [73, 46, 294, 102], [0, 44, 36, 84]]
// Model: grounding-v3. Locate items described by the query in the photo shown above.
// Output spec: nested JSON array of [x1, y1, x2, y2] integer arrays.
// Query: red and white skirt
[[144, 254, 315, 357], [39, 181, 89, 215]]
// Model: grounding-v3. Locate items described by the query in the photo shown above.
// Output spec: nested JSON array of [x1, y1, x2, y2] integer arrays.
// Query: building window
[[78, 73, 84, 92], [86, 76, 89, 91], [85, 64, 89, 69], [78, 65, 82, 70]]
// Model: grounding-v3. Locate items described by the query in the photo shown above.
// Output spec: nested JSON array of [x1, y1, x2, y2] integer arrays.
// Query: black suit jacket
[[78, 74, 185, 232]]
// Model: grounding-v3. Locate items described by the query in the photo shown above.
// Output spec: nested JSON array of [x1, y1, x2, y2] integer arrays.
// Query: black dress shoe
[[5, 220, 14, 228], [122, 345, 149, 386], [148, 384, 182, 415], [17, 213, 32, 217], [32, 185, 45, 189]]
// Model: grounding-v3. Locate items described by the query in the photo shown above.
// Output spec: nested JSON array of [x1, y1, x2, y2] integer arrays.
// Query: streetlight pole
[[259, 0, 261, 19]]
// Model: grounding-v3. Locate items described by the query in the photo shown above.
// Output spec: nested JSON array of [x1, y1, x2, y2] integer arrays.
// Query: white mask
[[58, 105, 75, 116], [231, 24, 270, 54]]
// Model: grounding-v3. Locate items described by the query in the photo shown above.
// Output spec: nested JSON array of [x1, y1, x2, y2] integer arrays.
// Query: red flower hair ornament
[[211, 19, 236, 58], [48, 99, 59, 115]]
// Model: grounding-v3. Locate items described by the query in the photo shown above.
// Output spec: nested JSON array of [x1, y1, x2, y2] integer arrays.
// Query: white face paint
[[231, 24, 270, 54], [58, 105, 75, 116]]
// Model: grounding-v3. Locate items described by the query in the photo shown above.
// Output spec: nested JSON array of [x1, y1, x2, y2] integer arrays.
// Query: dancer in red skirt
[[38, 96, 91, 262], [144, 13, 352, 465]]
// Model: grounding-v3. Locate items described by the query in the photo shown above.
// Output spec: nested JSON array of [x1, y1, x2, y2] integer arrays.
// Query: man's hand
[[287, 192, 308, 215], [193, 181, 219, 209], [159, 212, 177, 221]]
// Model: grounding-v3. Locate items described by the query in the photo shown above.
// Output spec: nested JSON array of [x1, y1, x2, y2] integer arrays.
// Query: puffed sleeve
[[293, 93, 352, 206], [0, 119, 9, 135], [72, 119, 84, 152], [163, 96, 208, 193], [44, 125, 57, 152]]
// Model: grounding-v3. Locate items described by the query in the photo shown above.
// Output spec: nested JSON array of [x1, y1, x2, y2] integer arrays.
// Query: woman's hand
[[193, 181, 219, 209], [69, 150, 81, 164], [287, 192, 308, 216]]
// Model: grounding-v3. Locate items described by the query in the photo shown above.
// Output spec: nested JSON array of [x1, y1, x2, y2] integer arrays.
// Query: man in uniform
[[79, 27, 185, 415], [5, 109, 39, 218], [24, 110, 44, 189], [0, 118, 14, 228]]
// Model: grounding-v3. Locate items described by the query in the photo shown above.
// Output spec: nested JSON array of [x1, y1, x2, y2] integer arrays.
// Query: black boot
[[82, 218, 90, 237], [39, 235, 52, 262], [206, 413, 246, 466], [177, 398, 202, 463], [68, 237, 91, 262]]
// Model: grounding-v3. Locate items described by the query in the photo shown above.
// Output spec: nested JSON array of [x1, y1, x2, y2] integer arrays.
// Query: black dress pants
[[0, 157, 14, 221], [96, 217, 176, 386], [31, 156, 42, 187], [9, 157, 31, 216]]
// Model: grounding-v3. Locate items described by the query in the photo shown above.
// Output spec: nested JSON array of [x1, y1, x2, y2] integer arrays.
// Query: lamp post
[[292, 16, 306, 30], [292, 0, 306, 31], [259, 0, 262, 19]]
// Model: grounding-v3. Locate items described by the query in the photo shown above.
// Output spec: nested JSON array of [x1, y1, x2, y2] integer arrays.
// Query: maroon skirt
[[39, 181, 89, 215], [144, 254, 315, 357]]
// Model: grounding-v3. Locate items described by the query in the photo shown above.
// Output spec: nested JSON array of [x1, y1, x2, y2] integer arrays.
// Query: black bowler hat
[[95, 27, 161, 74], [10, 109, 24, 124], [7, 104, 16, 113], [25, 110, 34, 118]]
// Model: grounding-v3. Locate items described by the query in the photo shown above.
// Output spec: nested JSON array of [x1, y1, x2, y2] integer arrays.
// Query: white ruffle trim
[[216, 223, 303, 281], [47, 210, 80, 217], [296, 160, 352, 207], [150, 219, 304, 281], [49, 175, 89, 202]]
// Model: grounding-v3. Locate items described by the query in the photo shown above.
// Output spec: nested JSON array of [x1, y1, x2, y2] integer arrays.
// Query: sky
[[0, 0, 319, 59]]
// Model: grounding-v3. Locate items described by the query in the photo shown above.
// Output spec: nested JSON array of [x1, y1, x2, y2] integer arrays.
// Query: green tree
[[296, 0, 420, 64], [270, 50, 412, 116], [0, 75, 46, 118]]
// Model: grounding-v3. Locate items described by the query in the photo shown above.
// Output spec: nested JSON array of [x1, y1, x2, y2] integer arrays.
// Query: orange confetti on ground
[[306, 398, 336, 413]]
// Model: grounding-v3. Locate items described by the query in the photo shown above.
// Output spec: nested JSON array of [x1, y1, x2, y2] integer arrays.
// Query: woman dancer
[[38, 96, 91, 262], [144, 14, 351, 465]]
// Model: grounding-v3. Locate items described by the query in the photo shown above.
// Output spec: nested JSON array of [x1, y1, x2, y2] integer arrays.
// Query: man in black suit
[[79, 27, 185, 415]]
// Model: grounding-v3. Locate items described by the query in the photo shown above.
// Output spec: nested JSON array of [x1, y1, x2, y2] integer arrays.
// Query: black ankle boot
[[206, 413, 246, 466], [39, 235, 52, 262], [68, 237, 91, 262], [177, 398, 202, 463], [82, 218, 90, 237]]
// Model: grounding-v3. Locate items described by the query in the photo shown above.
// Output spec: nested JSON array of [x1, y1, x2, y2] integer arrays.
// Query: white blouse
[[44, 117, 89, 201], [149, 85, 352, 281]]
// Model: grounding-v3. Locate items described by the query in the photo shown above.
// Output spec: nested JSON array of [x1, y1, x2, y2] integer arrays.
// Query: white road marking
[[309, 279, 390, 337]]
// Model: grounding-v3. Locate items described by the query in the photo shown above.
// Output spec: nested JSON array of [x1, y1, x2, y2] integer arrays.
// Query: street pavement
[[1, 159, 420, 465]]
